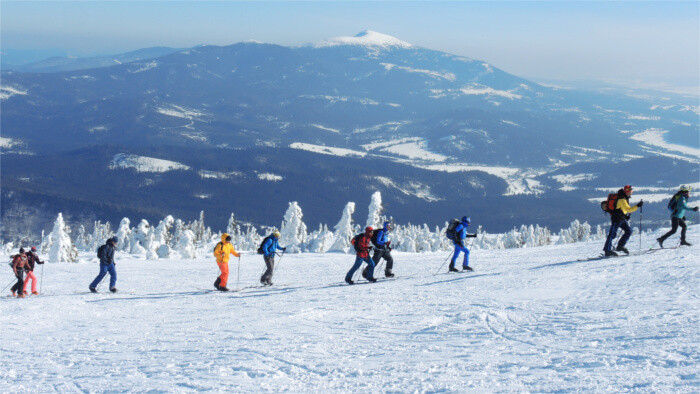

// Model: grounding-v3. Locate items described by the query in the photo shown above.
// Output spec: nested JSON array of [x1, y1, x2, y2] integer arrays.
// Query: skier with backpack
[[345, 226, 377, 284], [213, 233, 240, 291], [22, 246, 44, 295], [364, 221, 395, 278], [89, 237, 118, 293], [259, 231, 286, 286], [602, 185, 643, 256], [10, 248, 29, 297], [447, 216, 478, 272], [657, 185, 699, 247]]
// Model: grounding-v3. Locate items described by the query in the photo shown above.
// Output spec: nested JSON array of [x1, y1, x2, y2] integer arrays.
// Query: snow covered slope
[[1, 228, 698, 391]]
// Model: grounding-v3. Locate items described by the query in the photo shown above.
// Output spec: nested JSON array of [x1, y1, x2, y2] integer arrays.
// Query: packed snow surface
[[1, 228, 698, 391], [109, 153, 191, 173]]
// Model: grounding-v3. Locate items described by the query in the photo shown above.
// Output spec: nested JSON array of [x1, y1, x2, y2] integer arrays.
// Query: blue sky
[[2, 1, 698, 88]]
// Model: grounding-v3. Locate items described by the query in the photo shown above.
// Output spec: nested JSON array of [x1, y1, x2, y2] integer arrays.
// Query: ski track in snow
[[0, 229, 698, 391]]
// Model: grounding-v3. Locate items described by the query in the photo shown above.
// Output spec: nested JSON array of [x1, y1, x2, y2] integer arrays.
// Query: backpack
[[668, 193, 680, 213], [351, 233, 363, 253], [97, 244, 106, 258], [213, 242, 223, 256], [370, 229, 381, 247], [10, 254, 26, 269], [601, 193, 619, 214], [445, 218, 460, 241], [257, 236, 272, 255]]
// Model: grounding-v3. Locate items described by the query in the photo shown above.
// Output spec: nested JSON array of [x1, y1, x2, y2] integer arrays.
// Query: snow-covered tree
[[115, 218, 132, 252], [279, 202, 308, 252], [48, 213, 78, 263], [305, 224, 335, 253], [366, 191, 383, 228], [129, 219, 150, 254], [87, 221, 113, 252], [74, 225, 88, 251], [177, 229, 197, 259], [153, 216, 174, 248], [328, 202, 355, 253]]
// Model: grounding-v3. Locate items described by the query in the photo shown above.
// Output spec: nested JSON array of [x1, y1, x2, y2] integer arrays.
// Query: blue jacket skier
[[449, 216, 477, 272], [261, 231, 286, 286], [657, 186, 699, 247], [364, 221, 395, 278], [90, 237, 118, 293]]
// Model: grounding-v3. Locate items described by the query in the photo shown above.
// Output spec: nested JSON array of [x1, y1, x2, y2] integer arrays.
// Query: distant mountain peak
[[312, 30, 413, 49]]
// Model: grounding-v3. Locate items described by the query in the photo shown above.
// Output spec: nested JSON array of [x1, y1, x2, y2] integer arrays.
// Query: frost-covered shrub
[[115, 218, 132, 252], [328, 202, 356, 253], [48, 213, 78, 263], [279, 202, 307, 252], [177, 229, 197, 259]]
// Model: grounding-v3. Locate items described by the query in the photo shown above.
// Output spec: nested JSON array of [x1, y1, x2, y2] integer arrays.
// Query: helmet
[[30, 246, 37, 252], [680, 185, 692, 192], [272, 231, 281, 238], [365, 226, 373, 233], [462, 216, 471, 224], [623, 185, 633, 193]]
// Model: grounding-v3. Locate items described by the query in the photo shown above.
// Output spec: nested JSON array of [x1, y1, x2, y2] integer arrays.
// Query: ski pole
[[272, 251, 286, 274], [1, 278, 15, 294], [434, 251, 452, 275], [639, 205, 643, 251], [40, 263, 45, 294], [236, 255, 241, 291]]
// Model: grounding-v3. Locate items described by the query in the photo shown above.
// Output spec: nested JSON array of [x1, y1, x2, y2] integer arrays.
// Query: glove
[[683, 216, 686, 221], [467, 234, 478, 238], [282, 247, 287, 252], [694, 207, 699, 211], [637, 201, 644, 207]]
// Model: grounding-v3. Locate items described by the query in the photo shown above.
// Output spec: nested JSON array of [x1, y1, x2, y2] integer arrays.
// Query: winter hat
[[109, 236, 119, 244], [272, 231, 281, 238], [31, 246, 37, 252], [365, 226, 373, 233], [462, 216, 471, 224], [680, 185, 692, 192], [19, 248, 25, 253], [623, 185, 633, 193]]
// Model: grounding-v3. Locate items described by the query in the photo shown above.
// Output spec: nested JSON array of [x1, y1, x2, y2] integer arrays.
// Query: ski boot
[[11, 290, 16, 297], [604, 250, 618, 257], [657, 237, 664, 248], [448, 267, 460, 273], [462, 266, 474, 272], [32, 291, 39, 295], [109, 287, 118, 293], [345, 278, 354, 285], [17, 293, 25, 298], [361, 269, 368, 279], [89, 286, 97, 293], [616, 247, 629, 255], [385, 271, 395, 278], [214, 278, 221, 290], [218, 287, 230, 292], [681, 241, 692, 246], [367, 277, 377, 283]]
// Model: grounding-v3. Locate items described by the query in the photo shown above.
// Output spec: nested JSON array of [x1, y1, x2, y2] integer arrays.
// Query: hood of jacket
[[221, 233, 230, 243]]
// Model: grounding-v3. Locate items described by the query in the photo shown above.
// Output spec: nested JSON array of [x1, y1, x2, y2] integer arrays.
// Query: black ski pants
[[372, 246, 394, 273], [659, 217, 687, 243], [10, 271, 25, 295], [261, 255, 275, 284]]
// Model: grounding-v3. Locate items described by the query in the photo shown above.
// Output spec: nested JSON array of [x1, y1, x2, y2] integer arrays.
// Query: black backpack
[[445, 218, 460, 241], [97, 244, 106, 258], [257, 236, 272, 254], [370, 229, 381, 247], [668, 193, 681, 213]]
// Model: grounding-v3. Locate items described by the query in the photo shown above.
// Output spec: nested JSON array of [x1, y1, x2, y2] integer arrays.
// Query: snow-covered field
[[1, 228, 698, 391]]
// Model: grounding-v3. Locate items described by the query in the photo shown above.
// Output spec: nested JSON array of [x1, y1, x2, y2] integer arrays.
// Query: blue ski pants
[[450, 243, 470, 268], [604, 220, 632, 252], [346, 256, 375, 281], [90, 263, 117, 289]]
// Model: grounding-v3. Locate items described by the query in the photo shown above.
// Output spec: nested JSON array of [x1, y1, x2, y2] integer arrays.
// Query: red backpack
[[601, 193, 620, 214]]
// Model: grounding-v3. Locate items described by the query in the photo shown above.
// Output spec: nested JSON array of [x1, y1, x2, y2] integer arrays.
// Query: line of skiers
[[5, 186, 698, 297], [602, 185, 698, 257]]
